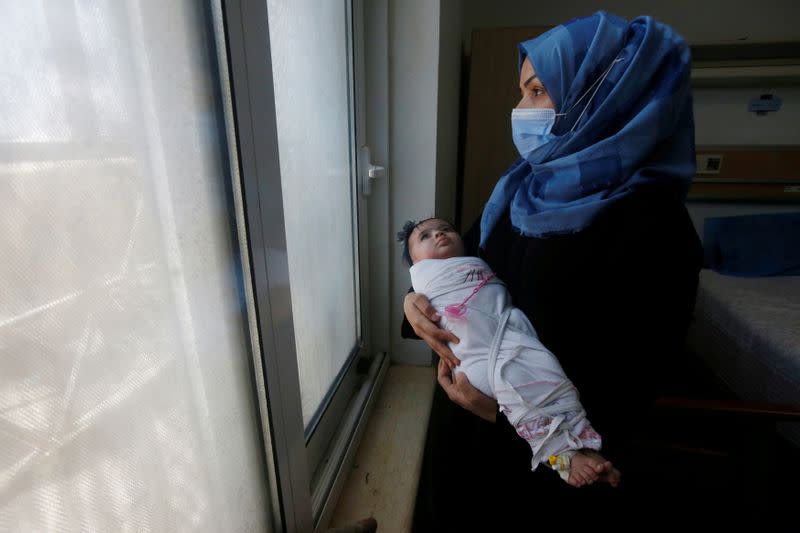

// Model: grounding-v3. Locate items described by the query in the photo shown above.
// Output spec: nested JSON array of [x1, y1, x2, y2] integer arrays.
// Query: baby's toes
[[582, 463, 600, 481], [568, 471, 586, 487], [594, 460, 612, 474]]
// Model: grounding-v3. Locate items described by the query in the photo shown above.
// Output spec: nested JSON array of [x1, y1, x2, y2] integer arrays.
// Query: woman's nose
[[515, 96, 531, 109]]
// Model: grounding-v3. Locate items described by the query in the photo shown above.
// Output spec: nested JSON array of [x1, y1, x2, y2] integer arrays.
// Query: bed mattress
[[686, 270, 800, 445]]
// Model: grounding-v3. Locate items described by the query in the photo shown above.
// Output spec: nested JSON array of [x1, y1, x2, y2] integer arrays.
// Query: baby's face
[[409, 219, 464, 263]]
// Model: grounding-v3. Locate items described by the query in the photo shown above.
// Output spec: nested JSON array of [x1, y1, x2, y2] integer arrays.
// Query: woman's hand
[[404, 292, 460, 369], [437, 360, 498, 423]]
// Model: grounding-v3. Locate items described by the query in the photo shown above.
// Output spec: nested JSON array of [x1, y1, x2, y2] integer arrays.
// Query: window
[[0, 1, 386, 531], [1, 1, 270, 530], [222, 0, 387, 529]]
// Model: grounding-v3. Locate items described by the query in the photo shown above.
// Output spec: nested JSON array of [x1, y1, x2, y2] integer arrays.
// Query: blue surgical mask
[[511, 108, 558, 161]]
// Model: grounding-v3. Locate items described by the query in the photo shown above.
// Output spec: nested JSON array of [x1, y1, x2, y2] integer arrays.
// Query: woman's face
[[516, 58, 555, 110]]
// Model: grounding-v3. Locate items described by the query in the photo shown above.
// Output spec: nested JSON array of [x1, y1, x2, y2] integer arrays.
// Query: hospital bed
[[685, 269, 800, 446], [634, 209, 800, 504]]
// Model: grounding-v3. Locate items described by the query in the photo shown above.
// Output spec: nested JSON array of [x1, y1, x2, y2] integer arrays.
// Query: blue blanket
[[704, 212, 800, 276]]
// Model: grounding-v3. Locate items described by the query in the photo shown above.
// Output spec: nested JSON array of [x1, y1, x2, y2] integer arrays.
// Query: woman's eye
[[522, 87, 544, 99]]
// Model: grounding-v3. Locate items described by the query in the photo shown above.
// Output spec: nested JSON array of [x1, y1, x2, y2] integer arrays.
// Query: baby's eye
[[419, 232, 428, 240]]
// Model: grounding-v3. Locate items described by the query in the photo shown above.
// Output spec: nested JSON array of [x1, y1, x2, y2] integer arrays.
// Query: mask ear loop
[[568, 56, 625, 133], [553, 56, 625, 132]]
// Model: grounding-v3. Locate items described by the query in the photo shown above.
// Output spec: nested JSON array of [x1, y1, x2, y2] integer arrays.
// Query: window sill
[[326, 364, 436, 531]]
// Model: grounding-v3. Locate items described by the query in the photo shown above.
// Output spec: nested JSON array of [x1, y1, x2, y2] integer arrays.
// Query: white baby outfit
[[410, 256, 602, 471]]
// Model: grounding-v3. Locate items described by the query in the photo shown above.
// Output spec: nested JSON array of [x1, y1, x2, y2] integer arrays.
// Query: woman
[[405, 11, 702, 529]]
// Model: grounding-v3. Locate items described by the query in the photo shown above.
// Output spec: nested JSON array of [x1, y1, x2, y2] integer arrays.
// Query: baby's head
[[397, 218, 465, 266]]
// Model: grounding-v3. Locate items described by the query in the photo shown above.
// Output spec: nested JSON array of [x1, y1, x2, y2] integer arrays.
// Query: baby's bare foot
[[567, 450, 621, 488]]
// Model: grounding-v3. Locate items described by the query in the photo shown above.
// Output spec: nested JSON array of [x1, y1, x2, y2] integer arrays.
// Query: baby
[[399, 218, 621, 487]]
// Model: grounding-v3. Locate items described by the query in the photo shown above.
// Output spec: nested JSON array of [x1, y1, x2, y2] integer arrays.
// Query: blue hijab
[[479, 11, 695, 246]]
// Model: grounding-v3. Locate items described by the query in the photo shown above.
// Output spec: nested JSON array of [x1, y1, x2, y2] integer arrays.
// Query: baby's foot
[[567, 449, 621, 488]]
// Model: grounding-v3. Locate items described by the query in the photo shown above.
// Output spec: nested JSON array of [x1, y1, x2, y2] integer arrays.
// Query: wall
[[435, 0, 463, 224], [460, 0, 800, 54], [694, 88, 800, 146]]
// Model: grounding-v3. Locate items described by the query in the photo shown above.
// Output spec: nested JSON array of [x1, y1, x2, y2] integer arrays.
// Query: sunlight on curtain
[[0, 1, 269, 531]]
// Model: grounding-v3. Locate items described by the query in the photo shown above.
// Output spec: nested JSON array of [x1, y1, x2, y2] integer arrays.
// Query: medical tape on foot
[[548, 450, 576, 483]]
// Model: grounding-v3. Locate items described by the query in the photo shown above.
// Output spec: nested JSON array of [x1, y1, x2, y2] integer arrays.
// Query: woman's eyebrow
[[522, 74, 538, 88]]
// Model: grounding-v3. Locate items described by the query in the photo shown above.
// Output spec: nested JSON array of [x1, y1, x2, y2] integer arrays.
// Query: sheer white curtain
[[0, 1, 269, 531], [267, 0, 360, 427]]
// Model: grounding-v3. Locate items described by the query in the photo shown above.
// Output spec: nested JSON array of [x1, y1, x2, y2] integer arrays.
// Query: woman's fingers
[[428, 331, 460, 367], [439, 361, 496, 422], [404, 293, 437, 337], [412, 293, 441, 323], [426, 328, 459, 368], [441, 352, 460, 370], [451, 371, 498, 423], [437, 359, 452, 387], [404, 292, 460, 366], [437, 360, 462, 403], [451, 371, 473, 403]]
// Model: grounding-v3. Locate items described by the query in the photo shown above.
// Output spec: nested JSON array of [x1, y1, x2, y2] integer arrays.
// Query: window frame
[[217, 1, 386, 530]]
